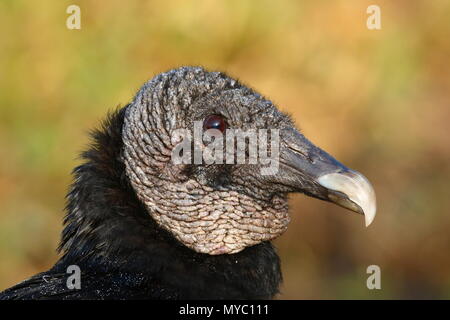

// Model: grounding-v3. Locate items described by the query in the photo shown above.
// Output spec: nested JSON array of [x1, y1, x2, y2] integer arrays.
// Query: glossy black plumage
[[0, 107, 282, 300]]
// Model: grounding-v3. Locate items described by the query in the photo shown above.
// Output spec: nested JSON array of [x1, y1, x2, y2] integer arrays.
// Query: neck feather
[[57, 106, 282, 299]]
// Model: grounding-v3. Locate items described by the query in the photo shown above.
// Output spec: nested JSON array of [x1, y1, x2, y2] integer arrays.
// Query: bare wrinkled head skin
[[122, 67, 292, 254], [122, 66, 376, 255]]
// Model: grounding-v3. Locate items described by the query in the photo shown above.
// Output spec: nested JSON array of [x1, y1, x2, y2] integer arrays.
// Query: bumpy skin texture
[[122, 67, 291, 254], [0, 67, 289, 300]]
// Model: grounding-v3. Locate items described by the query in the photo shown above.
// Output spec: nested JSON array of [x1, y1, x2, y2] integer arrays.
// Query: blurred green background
[[1, 0, 449, 299]]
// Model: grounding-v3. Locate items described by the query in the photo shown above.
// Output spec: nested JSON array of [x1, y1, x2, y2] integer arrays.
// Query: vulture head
[[121, 66, 376, 256], [0, 66, 377, 300]]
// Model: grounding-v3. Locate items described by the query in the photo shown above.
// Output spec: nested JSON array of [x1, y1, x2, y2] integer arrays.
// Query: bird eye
[[203, 115, 227, 133]]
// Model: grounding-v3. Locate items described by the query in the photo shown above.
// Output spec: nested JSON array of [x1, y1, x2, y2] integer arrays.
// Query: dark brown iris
[[203, 115, 227, 132]]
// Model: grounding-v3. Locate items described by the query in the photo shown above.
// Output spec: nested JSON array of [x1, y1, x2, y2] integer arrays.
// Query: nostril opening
[[287, 145, 312, 162]]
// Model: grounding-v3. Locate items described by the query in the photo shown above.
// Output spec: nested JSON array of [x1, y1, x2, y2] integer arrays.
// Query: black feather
[[0, 106, 282, 300]]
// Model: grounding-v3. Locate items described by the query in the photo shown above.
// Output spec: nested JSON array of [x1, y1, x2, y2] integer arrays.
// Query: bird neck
[[56, 107, 282, 299]]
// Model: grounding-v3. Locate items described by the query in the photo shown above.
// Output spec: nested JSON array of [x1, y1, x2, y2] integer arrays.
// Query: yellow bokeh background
[[1, 0, 449, 299]]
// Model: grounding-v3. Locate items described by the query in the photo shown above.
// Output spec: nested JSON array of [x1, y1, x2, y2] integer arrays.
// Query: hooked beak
[[317, 171, 376, 226], [277, 128, 377, 226]]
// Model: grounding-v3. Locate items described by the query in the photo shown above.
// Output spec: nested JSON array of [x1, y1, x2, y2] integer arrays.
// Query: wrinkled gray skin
[[122, 66, 350, 255]]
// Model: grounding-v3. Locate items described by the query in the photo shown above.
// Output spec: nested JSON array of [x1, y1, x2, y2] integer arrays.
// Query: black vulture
[[0, 66, 376, 300]]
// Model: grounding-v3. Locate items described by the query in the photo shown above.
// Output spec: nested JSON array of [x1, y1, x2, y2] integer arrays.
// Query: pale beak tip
[[364, 205, 376, 227], [318, 171, 377, 227]]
